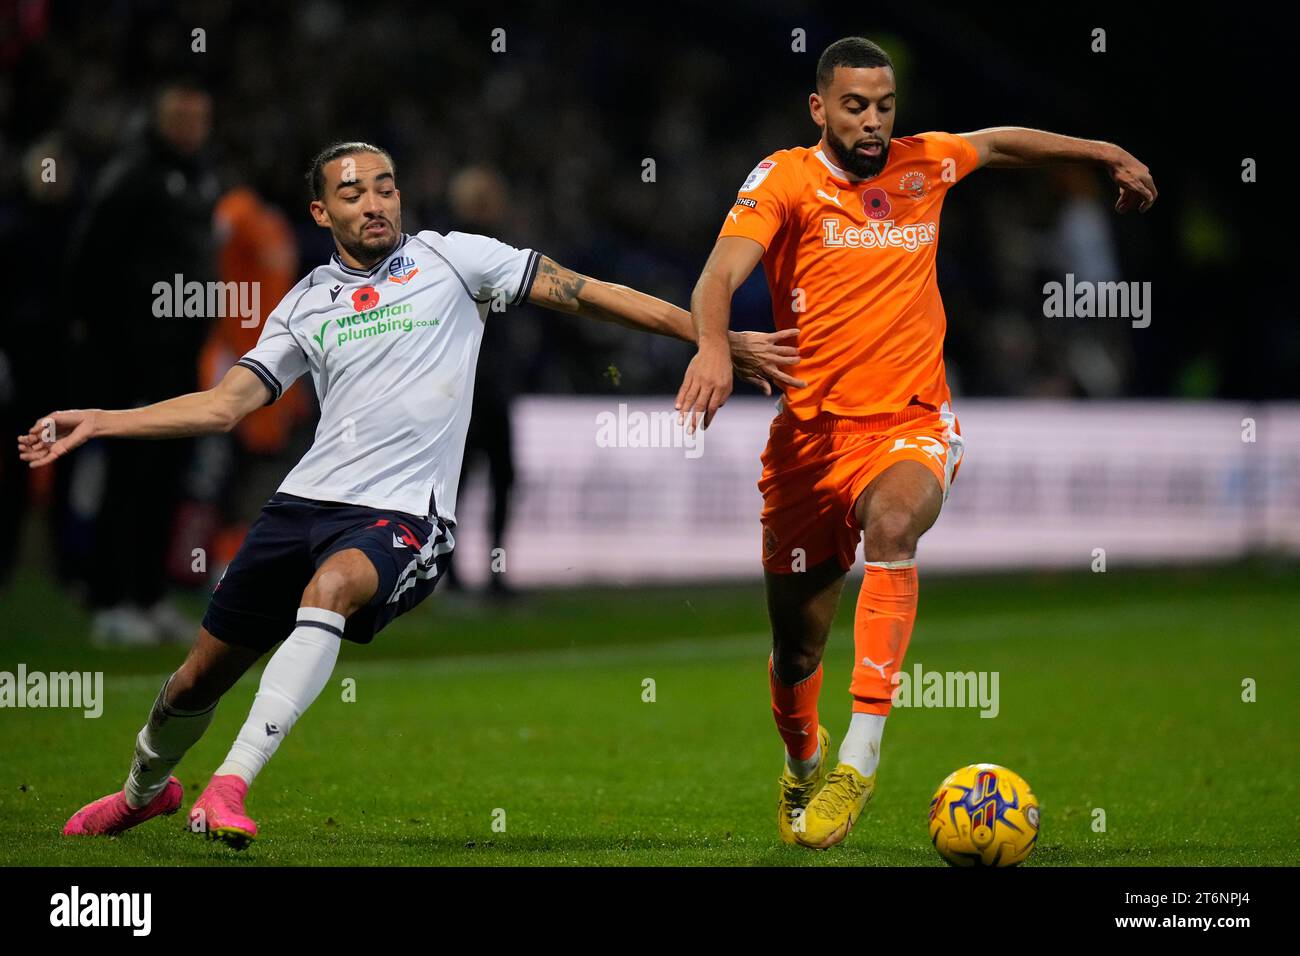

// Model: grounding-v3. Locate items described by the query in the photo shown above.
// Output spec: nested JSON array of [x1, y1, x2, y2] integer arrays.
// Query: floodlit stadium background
[[2, 1, 1298, 876], [1, 1, 1293, 594]]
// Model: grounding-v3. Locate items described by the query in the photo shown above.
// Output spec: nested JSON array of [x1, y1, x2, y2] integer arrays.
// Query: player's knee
[[772, 644, 822, 684], [863, 510, 918, 562], [302, 566, 359, 613]]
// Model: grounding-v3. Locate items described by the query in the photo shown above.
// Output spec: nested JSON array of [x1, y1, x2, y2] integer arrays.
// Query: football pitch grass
[[1, 562, 1296, 866]]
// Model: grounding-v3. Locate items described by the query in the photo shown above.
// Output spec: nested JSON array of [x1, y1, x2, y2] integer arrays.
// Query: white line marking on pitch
[[98, 600, 1190, 693]]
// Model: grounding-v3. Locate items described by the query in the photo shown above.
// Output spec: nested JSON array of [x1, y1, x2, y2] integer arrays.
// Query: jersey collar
[[814, 147, 878, 185], [331, 233, 410, 278]]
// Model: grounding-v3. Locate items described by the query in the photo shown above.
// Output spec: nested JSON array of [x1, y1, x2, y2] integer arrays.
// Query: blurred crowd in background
[[0, 1, 1289, 635]]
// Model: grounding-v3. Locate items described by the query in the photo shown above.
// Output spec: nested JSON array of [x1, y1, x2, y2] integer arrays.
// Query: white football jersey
[[237, 230, 539, 523]]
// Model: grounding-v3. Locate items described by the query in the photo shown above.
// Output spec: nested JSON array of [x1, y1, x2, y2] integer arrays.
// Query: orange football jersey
[[719, 133, 979, 419]]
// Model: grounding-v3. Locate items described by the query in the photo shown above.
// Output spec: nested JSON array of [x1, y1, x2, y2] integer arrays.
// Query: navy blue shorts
[[201, 492, 455, 653]]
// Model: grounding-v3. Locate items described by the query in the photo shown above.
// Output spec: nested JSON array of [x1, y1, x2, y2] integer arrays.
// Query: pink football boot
[[189, 774, 257, 848], [63, 776, 184, 836]]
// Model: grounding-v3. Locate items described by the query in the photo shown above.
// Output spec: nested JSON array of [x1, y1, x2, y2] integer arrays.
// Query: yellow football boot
[[776, 724, 833, 845], [795, 762, 876, 849]]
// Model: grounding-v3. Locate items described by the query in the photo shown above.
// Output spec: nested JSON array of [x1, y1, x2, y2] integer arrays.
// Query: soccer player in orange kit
[[674, 36, 1157, 849]]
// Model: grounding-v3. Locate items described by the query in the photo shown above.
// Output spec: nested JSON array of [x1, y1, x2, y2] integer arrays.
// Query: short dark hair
[[306, 141, 395, 200], [816, 37, 894, 91]]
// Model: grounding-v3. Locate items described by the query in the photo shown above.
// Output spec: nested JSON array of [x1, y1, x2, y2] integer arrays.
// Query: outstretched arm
[[525, 253, 803, 399], [16, 364, 271, 468], [675, 235, 766, 432], [960, 127, 1157, 213]]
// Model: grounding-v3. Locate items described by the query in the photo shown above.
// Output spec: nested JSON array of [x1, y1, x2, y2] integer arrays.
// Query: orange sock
[[769, 657, 822, 761], [850, 561, 919, 716]]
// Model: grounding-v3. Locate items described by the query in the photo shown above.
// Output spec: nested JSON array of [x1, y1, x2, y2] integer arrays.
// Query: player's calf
[[186, 609, 344, 850], [807, 459, 941, 848], [205, 550, 371, 803], [217, 609, 344, 784], [192, 554, 374, 847]]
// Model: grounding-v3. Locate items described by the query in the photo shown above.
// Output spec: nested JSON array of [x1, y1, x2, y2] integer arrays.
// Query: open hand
[[16, 410, 97, 468], [675, 340, 733, 433], [727, 327, 805, 396]]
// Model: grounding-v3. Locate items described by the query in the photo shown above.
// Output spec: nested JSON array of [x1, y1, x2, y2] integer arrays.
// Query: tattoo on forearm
[[534, 257, 588, 310]]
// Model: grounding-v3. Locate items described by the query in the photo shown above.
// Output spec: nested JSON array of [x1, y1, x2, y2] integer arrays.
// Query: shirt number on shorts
[[890, 436, 946, 461]]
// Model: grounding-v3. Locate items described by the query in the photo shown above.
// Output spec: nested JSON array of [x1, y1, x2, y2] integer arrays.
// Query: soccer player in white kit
[[18, 142, 804, 846]]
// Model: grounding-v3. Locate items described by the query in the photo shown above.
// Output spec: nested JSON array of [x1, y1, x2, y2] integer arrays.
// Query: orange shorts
[[758, 402, 963, 574]]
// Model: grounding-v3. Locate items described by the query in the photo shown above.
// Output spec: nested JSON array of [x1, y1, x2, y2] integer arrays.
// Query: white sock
[[214, 607, 343, 785], [123, 672, 217, 808], [786, 744, 823, 780], [838, 712, 887, 777]]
